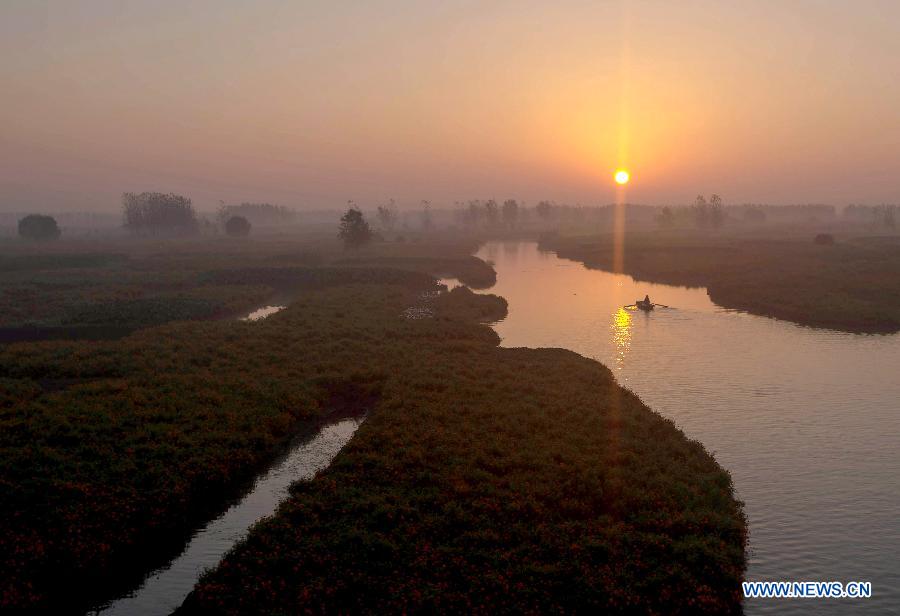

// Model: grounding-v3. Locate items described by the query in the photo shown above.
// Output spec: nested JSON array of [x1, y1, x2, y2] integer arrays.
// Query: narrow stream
[[89, 415, 365, 616]]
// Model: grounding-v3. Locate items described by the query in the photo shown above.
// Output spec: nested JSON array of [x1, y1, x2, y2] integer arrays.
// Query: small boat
[[635, 299, 654, 311]]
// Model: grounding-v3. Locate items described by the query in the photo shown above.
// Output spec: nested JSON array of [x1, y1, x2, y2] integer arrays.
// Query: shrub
[[17, 215, 61, 241], [225, 216, 251, 237]]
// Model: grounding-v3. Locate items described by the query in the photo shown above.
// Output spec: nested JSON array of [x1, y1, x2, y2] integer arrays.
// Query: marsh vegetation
[[0, 231, 745, 613]]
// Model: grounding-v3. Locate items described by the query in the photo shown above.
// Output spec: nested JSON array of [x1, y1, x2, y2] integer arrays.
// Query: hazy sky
[[2, 0, 899, 211]]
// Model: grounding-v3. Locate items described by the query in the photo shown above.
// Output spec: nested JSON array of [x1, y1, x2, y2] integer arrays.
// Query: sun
[[614, 169, 630, 185]]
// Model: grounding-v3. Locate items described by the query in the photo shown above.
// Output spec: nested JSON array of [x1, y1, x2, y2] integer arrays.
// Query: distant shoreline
[[539, 234, 900, 335]]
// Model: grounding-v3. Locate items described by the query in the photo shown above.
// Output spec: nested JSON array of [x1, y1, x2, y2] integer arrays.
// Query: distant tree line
[[653, 200, 844, 230], [844, 204, 897, 228], [119, 194, 296, 237], [217, 202, 296, 226], [740, 204, 836, 222], [454, 199, 521, 230], [690, 194, 726, 229]]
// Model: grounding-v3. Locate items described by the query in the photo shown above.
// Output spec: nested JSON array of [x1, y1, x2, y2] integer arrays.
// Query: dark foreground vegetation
[[181, 302, 746, 614], [542, 232, 900, 333], [0, 233, 745, 613]]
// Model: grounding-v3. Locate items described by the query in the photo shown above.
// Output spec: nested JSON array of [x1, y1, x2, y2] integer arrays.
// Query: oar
[[653, 303, 672, 308]]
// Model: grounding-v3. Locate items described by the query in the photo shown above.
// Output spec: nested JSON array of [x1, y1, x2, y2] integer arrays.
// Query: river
[[472, 240, 900, 614]]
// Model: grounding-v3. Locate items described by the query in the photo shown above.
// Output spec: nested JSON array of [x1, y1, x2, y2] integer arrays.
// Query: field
[[541, 232, 900, 333], [0, 234, 745, 613], [0, 234, 490, 341]]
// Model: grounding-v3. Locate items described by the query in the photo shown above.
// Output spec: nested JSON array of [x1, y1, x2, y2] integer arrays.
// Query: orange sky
[[2, 1, 899, 211]]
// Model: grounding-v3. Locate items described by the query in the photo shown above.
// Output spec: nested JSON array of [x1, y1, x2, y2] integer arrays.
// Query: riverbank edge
[[178, 292, 748, 613], [538, 237, 900, 335]]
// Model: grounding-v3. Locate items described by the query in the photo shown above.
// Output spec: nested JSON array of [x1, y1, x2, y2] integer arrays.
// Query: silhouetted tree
[[338, 207, 372, 250], [122, 192, 198, 236], [465, 200, 483, 229], [535, 201, 554, 222], [18, 214, 61, 241], [692, 195, 709, 229], [225, 215, 251, 237], [709, 194, 725, 229], [420, 200, 433, 230], [502, 199, 519, 229], [657, 206, 675, 228], [484, 199, 499, 228], [376, 200, 398, 231]]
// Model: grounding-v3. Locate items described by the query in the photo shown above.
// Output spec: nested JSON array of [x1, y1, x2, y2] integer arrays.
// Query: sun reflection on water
[[611, 307, 632, 371]]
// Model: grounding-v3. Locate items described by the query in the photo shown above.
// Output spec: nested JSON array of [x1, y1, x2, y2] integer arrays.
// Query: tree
[[657, 206, 675, 229], [484, 199, 499, 228], [225, 215, 251, 237], [122, 192, 198, 236], [18, 214, 61, 241], [535, 200, 554, 222], [376, 200, 398, 231], [420, 200, 433, 231], [465, 200, 483, 229], [692, 195, 709, 229], [709, 194, 725, 229], [502, 199, 519, 229], [338, 207, 372, 250]]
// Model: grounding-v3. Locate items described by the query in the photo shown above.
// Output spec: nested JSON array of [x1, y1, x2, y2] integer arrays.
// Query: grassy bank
[[541, 232, 900, 333], [0, 235, 490, 340]]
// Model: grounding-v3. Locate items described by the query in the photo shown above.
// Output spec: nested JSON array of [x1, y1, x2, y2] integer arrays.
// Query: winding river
[[472, 241, 900, 614]]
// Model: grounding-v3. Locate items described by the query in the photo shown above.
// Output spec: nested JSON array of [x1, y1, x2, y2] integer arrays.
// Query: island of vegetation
[[0, 205, 746, 613]]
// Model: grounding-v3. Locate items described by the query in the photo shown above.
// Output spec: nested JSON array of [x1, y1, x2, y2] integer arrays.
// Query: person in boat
[[643, 294, 651, 305]]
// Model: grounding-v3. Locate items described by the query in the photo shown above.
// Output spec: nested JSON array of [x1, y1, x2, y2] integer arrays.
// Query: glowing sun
[[614, 169, 630, 185]]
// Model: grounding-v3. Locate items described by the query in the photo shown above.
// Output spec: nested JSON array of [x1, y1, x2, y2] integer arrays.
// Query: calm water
[[475, 241, 900, 614], [90, 416, 365, 616]]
